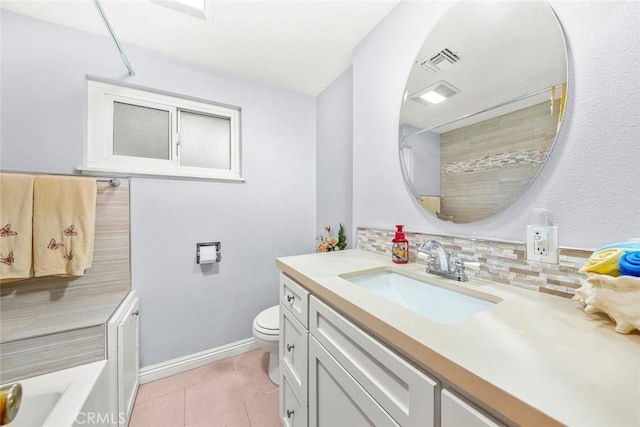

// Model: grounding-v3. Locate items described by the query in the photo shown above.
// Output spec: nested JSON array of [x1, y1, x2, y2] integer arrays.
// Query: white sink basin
[[342, 270, 498, 325]]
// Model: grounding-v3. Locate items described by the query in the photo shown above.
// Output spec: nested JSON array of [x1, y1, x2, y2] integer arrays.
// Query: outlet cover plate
[[526, 225, 559, 264]]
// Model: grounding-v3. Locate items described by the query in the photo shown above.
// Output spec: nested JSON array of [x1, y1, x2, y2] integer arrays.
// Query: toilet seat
[[253, 305, 279, 337]]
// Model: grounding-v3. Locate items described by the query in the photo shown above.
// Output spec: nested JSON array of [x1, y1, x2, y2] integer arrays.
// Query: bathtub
[[6, 360, 107, 427]]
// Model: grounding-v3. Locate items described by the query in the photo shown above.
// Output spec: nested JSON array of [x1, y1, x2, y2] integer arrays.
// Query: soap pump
[[392, 225, 409, 264]]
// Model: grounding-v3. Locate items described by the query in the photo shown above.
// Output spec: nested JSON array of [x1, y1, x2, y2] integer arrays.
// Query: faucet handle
[[450, 256, 464, 270], [417, 251, 437, 263], [450, 255, 480, 270], [463, 261, 481, 271], [449, 256, 469, 282]]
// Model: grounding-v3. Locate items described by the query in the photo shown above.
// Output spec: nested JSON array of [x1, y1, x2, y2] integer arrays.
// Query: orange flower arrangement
[[316, 224, 347, 252]]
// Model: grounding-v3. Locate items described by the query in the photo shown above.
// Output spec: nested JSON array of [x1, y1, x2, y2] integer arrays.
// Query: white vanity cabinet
[[278, 273, 503, 427], [107, 291, 140, 427], [279, 274, 310, 426], [279, 273, 440, 427], [441, 389, 504, 427]]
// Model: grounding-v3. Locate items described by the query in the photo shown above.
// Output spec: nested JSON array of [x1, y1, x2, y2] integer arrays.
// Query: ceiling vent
[[417, 47, 462, 73]]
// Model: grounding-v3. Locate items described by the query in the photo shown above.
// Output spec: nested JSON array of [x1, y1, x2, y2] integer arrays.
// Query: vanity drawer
[[310, 296, 439, 427], [280, 273, 309, 328], [280, 303, 308, 399], [441, 389, 504, 427], [280, 369, 307, 427]]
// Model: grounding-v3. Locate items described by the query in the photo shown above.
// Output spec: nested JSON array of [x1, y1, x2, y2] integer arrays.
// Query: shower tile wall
[[357, 227, 591, 298], [440, 101, 561, 223], [0, 177, 131, 382]]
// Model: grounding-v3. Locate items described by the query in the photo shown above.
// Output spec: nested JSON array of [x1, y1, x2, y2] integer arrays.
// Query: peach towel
[[33, 176, 97, 277], [0, 173, 34, 281]]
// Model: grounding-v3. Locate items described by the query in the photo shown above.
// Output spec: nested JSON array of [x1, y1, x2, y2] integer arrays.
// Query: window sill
[[77, 166, 245, 183]]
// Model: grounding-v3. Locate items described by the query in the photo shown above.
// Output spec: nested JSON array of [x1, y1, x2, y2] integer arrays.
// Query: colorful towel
[[0, 174, 34, 281], [33, 176, 97, 277], [579, 248, 624, 276], [595, 241, 640, 253], [619, 252, 640, 277]]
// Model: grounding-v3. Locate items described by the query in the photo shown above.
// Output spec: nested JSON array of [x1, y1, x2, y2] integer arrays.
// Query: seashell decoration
[[573, 274, 640, 334]]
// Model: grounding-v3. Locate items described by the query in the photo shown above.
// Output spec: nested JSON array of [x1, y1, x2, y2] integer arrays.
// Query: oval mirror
[[399, 1, 568, 223]]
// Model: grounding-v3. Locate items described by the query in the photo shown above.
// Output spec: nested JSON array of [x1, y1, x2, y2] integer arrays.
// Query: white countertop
[[276, 249, 640, 427]]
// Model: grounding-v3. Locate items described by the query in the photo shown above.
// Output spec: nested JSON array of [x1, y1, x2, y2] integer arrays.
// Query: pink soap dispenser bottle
[[392, 225, 409, 264]]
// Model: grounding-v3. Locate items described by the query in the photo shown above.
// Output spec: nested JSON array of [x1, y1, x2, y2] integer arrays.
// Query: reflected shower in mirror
[[399, 1, 568, 223]]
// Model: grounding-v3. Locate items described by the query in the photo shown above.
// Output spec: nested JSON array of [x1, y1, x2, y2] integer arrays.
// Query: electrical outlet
[[526, 225, 558, 264], [533, 228, 548, 256]]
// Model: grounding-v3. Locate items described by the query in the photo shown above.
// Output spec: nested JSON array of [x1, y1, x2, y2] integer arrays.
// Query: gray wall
[[0, 11, 316, 367], [316, 68, 353, 247], [352, 1, 640, 249], [402, 125, 441, 196]]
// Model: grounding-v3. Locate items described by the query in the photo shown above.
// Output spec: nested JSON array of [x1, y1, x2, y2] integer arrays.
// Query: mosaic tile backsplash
[[357, 227, 592, 299], [440, 147, 546, 175]]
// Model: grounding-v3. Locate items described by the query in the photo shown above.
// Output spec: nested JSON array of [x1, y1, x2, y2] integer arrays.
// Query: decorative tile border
[[357, 227, 592, 299], [441, 147, 546, 175]]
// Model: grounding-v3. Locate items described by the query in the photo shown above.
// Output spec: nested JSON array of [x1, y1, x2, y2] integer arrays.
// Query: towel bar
[[96, 178, 121, 187]]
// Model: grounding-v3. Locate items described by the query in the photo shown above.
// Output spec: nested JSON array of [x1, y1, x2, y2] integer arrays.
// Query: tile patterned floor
[[130, 350, 280, 427]]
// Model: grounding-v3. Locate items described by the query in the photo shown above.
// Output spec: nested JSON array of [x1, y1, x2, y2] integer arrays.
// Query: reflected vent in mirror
[[417, 47, 462, 72]]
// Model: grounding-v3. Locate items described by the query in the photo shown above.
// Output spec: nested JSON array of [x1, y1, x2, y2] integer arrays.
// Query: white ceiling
[[0, 0, 400, 96]]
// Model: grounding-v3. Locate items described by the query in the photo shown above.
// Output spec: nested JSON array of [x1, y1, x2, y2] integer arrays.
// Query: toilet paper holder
[[196, 242, 221, 264]]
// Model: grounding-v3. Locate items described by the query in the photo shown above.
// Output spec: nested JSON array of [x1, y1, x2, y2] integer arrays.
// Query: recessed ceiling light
[[409, 81, 461, 106], [420, 91, 447, 104]]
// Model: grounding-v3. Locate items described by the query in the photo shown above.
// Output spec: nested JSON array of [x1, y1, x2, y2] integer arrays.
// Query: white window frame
[[81, 79, 243, 182]]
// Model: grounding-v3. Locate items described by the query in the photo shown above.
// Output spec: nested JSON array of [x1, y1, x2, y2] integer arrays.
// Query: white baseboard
[[139, 337, 259, 384]]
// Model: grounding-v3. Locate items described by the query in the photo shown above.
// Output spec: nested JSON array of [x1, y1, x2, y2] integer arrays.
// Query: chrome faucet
[[419, 240, 449, 272], [417, 240, 469, 282]]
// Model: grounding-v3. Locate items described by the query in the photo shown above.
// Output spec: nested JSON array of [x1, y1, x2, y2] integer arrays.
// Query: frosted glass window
[[113, 102, 171, 160], [86, 80, 241, 181], [179, 110, 231, 169]]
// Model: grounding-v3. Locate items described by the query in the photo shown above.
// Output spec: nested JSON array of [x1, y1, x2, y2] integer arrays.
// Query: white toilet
[[252, 305, 280, 385]]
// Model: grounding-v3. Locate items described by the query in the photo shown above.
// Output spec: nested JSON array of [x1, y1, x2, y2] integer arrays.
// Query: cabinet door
[[280, 369, 307, 427], [280, 304, 308, 398], [310, 296, 438, 427], [309, 336, 399, 427], [118, 296, 140, 425], [441, 389, 503, 427]]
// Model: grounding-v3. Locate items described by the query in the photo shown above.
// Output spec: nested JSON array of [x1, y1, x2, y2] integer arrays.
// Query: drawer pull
[[286, 409, 295, 418], [286, 295, 294, 303], [287, 344, 295, 352], [131, 310, 139, 316]]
